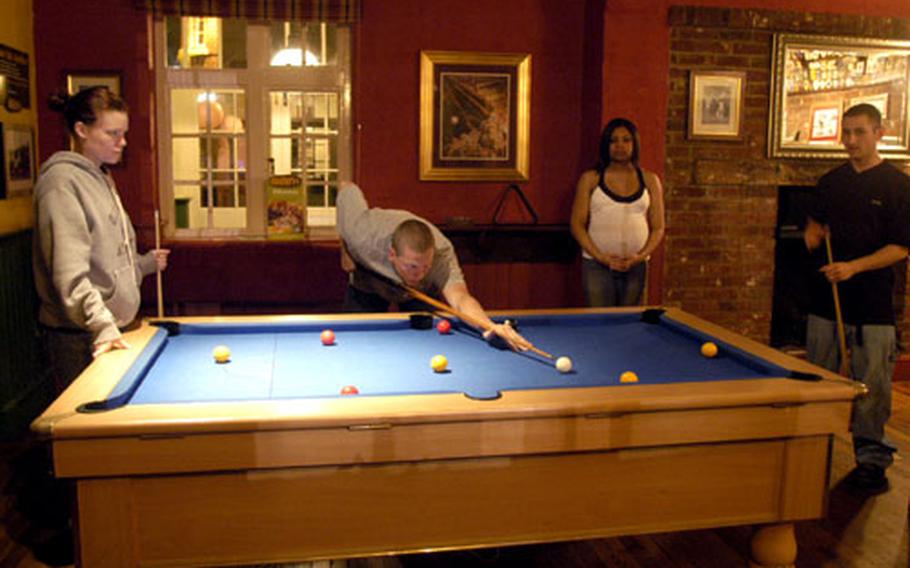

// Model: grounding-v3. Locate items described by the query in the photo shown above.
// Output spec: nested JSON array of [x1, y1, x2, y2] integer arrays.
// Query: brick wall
[[664, 6, 910, 352]]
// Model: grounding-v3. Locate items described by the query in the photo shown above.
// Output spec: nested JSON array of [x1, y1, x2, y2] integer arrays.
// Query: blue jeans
[[581, 257, 646, 307], [806, 314, 897, 469]]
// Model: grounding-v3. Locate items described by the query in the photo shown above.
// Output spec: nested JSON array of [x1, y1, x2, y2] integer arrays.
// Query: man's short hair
[[392, 220, 435, 254], [844, 103, 882, 127]]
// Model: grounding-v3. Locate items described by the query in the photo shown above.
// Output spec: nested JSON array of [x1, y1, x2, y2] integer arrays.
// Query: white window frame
[[153, 19, 352, 239]]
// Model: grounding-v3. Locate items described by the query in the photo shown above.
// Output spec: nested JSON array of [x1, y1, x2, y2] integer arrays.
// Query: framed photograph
[[809, 106, 841, 141], [419, 50, 531, 181], [849, 92, 900, 145], [769, 33, 910, 159], [850, 93, 889, 117], [0, 44, 30, 112], [688, 70, 745, 140], [0, 123, 6, 199], [4, 123, 34, 197], [66, 72, 121, 96]]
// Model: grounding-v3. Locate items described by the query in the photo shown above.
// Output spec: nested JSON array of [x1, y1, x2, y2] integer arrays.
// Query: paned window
[[155, 17, 351, 237]]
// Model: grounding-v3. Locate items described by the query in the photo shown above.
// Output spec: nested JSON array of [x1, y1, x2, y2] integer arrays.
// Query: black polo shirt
[[808, 160, 910, 325]]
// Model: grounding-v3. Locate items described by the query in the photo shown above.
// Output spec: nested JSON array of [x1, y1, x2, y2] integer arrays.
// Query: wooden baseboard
[[895, 355, 910, 382]]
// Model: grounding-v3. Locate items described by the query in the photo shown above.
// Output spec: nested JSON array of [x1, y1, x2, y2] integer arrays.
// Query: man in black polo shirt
[[804, 103, 910, 493]]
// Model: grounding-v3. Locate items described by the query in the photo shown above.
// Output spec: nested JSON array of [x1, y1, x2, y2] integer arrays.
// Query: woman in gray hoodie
[[33, 87, 169, 393]]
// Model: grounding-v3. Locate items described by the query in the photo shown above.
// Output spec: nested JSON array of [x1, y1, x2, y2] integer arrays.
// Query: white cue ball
[[555, 356, 573, 373]]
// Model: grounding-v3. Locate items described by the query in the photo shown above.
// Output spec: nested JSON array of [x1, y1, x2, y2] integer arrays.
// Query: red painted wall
[[354, 0, 602, 225], [34, 0, 156, 229]]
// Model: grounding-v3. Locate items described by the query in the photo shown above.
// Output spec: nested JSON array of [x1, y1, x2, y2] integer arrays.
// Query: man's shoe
[[845, 463, 889, 494]]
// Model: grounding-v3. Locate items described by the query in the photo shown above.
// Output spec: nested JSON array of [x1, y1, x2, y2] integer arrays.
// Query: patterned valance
[[133, 0, 360, 22]]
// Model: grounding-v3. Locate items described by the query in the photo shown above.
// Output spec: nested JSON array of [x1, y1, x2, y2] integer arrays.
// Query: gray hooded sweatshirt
[[33, 151, 156, 344]]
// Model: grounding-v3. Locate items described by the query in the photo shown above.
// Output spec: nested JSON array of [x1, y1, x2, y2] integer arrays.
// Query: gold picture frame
[[687, 70, 745, 140], [66, 72, 122, 96], [419, 50, 531, 181], [769, 33, 910, 159], [65, 72, 123, 152]]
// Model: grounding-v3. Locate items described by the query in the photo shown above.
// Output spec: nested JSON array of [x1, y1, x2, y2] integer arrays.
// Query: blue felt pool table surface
[[102, 309, 798, 408]]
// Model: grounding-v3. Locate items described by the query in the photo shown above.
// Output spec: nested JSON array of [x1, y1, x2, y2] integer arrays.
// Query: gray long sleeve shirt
[[335, 182, 464, 301], [33, 151, 156, 344]]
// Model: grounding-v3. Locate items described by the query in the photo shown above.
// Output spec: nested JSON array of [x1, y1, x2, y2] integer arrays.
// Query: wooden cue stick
[[154, 210, 164, 318], [824, 233, 850, 376], [403, 285, 554, 360]]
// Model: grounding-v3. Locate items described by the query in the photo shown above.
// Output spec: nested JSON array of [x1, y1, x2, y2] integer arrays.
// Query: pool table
[[32, 308, 862, 567]]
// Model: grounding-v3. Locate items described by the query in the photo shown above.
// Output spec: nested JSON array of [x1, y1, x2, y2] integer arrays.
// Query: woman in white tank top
[[570, 118, 665, 306]]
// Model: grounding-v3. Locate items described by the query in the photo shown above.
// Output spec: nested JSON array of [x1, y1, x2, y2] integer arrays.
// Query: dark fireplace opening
[[770, 185, 817, 351]]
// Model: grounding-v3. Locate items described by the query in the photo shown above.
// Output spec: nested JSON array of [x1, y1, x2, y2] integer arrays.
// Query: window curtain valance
[[133, 0, 360, 22]]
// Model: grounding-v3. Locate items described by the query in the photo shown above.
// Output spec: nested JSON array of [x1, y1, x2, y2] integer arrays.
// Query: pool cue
[[824, 233, 850, 376], [403, 284, 554, 360], [154, 210, 164, 318]]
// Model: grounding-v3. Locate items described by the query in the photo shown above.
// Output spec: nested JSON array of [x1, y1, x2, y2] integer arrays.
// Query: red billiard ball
[[320, 329, 335, 345], [436, 319, 452, 334], [340, 385, 359, 395]]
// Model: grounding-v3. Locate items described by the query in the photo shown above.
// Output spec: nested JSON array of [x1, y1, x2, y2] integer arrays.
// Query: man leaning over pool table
[[336, 182, 531, 352]]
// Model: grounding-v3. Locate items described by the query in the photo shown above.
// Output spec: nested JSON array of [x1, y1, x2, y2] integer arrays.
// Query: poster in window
[[266, 174, 307, 239]]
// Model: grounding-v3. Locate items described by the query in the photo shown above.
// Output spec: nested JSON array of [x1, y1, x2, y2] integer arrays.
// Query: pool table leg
[[749, 523, 796, 567], [76, 478, 139, 567]]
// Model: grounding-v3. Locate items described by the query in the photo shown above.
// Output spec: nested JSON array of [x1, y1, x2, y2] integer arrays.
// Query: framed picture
[[419, 51, 531, 181], [4, 123, 34, 197], [64, 72, 123, 152], [769, 33, 910, 159], [687, 70, 745, 140], [809, 106, 841, 142], [66, 72, 121, 96], [849, 92, 900, 145], [850, 93, 889, 117]]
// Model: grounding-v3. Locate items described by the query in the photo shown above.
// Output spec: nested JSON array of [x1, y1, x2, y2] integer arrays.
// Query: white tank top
[[583, 168, 650, 259]]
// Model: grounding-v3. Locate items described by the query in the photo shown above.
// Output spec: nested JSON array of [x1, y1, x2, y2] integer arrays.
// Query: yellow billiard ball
[[430, 354, 448, 373], [212, 345, 231, 364], [620, 371, 638, 383], [701, 342, 718, 358]]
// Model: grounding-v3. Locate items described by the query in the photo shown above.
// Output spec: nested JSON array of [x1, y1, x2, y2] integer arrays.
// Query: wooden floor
[[3, 385, 908, 568]]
